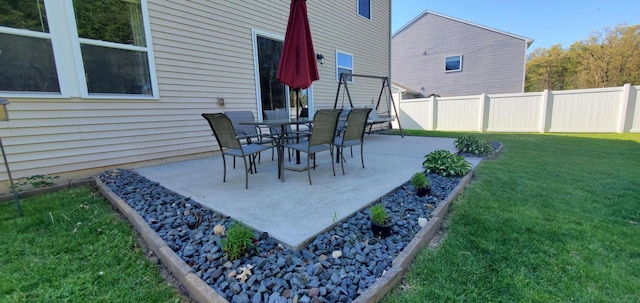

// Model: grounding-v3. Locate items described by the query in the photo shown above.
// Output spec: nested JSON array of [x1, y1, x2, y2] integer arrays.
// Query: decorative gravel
[[99, 169, 463, 303]]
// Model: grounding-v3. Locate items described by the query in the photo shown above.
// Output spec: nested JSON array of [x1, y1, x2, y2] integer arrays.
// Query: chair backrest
[[224, 110, 257, 136], [343, 108, 372, 142], [309, 109, 342, 147], [202, 113, 242, 150], [263, 109, 290, 134]]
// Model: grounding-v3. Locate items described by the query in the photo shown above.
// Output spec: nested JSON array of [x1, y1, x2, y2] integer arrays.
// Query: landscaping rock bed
[[99, 169, 462, 303]]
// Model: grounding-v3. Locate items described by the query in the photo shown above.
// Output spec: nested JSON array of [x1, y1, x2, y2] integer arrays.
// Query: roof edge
[[393, 9, 534, 47]]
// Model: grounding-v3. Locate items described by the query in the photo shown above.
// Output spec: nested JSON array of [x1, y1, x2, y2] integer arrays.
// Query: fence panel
[[397, 84, 639, 133], [550, 88, 622, 132], [486, 92, 543, 132], [436, 96, 480, 131]]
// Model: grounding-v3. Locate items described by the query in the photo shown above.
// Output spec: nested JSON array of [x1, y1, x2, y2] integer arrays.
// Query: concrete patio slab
[[136, 134, 481, 249]]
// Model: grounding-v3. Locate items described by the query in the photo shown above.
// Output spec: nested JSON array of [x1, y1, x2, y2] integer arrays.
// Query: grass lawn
[[382, 131, 640, 302], [1, 132, 638, 302], [0, 186, 189, 303]]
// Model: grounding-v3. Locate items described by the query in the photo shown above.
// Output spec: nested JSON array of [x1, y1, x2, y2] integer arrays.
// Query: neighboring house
[[0, 0, 390, 190], [392, 10, 533, 97]]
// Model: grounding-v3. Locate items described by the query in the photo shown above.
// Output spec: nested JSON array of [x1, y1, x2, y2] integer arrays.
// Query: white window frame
[[357, 0, 371, 20], [0, 0, 159, 100], [251, 29, 315, 119], [336, 50, 354, 83], [445, 54, 463, 72]]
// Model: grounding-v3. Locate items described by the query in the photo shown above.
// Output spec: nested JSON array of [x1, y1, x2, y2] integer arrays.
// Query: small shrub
[[369, 204, 390, 225], [423, 150, 471, 177], [454, 135, 494, 157], [221, 220, 256, 260], [410, 172, 430, 189]]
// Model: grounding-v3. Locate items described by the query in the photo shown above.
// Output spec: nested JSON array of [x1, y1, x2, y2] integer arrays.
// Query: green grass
[[0, 187, 188, 303], [2, 132, 639, 302], [382, 131, 640, 302]]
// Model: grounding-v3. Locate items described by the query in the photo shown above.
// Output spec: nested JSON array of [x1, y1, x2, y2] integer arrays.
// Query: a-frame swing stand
[[333, 73, 404, 137]]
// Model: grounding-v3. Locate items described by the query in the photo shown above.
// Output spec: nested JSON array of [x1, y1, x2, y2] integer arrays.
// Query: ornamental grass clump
[[369, 204, 390, 225], [221, 220, 256, 260], [423, 150, 471, 177]]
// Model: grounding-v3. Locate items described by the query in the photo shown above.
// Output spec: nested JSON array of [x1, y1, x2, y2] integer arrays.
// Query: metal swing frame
[[332, 73, 404, 137]]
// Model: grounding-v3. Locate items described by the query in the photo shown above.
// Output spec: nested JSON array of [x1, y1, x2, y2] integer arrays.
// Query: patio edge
[[350, 171, 474, 303], [94, 144, 491, 303], [95, 177, 229, 303]]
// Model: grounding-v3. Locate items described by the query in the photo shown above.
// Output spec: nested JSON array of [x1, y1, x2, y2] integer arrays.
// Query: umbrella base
[[284, 163, 317, 171]]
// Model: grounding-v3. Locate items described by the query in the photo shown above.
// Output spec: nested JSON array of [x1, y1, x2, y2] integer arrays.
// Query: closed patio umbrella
[[276, 0, 319, 119]]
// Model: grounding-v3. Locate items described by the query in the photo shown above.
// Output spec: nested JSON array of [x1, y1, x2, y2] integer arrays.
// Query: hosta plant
[[423, 150, 471, 177], [454, 135, 495, 157]]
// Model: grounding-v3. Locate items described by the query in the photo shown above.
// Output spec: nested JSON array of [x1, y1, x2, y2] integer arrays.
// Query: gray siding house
[[392, 10, 533, 97], [0, 0, 391, 190]]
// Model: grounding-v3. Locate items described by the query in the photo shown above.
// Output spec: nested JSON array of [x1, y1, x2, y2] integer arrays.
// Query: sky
[[392, 0, 640, 53]]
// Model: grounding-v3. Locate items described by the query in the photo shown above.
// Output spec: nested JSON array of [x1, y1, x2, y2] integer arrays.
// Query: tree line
[[525, 24, 640, 92]]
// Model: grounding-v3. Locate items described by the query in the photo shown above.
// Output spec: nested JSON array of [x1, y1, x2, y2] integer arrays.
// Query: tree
[[525, 44, 574, 91], [525, 24, 640, 91]]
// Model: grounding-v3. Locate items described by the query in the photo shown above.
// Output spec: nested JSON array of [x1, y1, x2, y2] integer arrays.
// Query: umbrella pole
[[295, 88, 301, 165]]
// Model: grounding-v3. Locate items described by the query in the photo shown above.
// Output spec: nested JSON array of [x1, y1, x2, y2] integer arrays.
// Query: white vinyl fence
[[395, 84, 640, 133]]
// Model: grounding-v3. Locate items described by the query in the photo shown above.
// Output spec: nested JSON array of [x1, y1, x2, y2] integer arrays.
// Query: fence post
[[618, 84, 632, 133], [478, 94, 488, 132], [431, 95, 437, 131], [539, 89, 552, 133]]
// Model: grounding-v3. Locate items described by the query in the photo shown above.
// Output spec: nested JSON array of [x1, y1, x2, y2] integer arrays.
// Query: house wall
[[392, 12, 528, 97], [0, 0, 391, 187]]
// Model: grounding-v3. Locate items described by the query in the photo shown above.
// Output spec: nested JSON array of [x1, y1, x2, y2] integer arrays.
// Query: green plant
[[454, 135, 495, 157], [422, 150, 471, 177], [24, 174, 60, 189], [221, 220, 256, 260], [369, 204, 390, 225], [410, 172, 430, 189]]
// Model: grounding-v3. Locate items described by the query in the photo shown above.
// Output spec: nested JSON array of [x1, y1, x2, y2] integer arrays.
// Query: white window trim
[[336, 50, 354, 83], [1, 0, 159, 100], [445, 54, 463, 72], [357, 0, 372, 20]]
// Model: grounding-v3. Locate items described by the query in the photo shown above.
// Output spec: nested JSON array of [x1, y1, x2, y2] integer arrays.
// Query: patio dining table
[[240, 117, 310, 181]]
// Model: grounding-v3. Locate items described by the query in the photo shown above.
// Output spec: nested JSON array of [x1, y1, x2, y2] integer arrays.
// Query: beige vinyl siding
[[0, 0, 391, 185], [309, 1, 391, 109], [392, 11, 529, 97]]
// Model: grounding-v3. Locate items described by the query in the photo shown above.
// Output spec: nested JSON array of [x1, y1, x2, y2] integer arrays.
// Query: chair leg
[[242, 156, 249, 189], [307, 153, 312, 185], [233, 156, 236, 169], [339, 146, 345, 175], [222, 154, 227, 183], [330, 147, 336, 176], [360, 144, 365, 168]]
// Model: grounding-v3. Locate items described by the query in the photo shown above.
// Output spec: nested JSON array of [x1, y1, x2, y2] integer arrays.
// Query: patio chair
[[283, 109, 342, 185], [224, 110, 274, 163], [201, 113, 272, 189], [334, 107, 371, 175], [263, 109, 309, 161]]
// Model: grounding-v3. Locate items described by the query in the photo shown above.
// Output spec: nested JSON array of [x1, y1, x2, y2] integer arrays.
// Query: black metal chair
[[334, 108, 372, 175], [283, 109, 342, 185], [202, 113, 272, 189], [224, 110, 275, 163]]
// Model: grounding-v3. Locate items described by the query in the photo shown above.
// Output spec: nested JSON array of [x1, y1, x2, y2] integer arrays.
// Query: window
[[336, 51, 353, 82], [0, 0, 157, 98], [74, 0, 153, 96], [445, 55, 463, 72], [357, 0, 371, 19], [0, 1, 61, 93]]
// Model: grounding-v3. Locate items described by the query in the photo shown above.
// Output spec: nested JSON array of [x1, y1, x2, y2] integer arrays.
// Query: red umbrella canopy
[[276, 0, 319, 90]]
